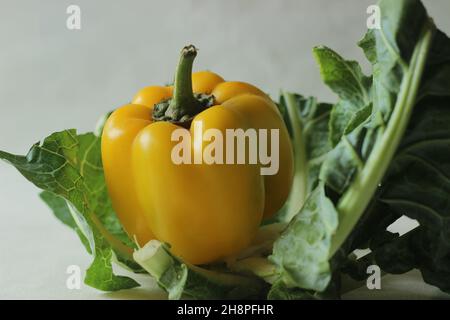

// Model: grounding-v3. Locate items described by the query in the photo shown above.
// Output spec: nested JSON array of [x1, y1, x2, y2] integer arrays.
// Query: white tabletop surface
[[1, 0, 450, 300]]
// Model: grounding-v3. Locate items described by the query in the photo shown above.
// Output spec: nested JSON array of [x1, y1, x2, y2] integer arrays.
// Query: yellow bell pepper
[[102, 45, 293, 264]]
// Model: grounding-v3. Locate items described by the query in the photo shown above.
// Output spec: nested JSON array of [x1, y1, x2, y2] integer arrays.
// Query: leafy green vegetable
[[277, 94, 332, 222], [0, 130, 139, 291], [313, 46, 372, 147], [39, 190, 91, 253], [134, 241, 268, 299], [270, 184, 338, 291], [341, 2, 450, 295], [271, 0, 450, 295]]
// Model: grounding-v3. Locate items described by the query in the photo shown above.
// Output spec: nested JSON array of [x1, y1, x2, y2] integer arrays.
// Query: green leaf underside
[[134, 241, 268, 300], [270, 185, 338, 291], [0, 130, 139, 291], [276, 94, 332, 222], [39, 191, 92, 253]]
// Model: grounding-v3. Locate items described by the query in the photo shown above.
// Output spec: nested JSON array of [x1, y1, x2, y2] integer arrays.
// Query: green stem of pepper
[[165, 45, 203, 120]]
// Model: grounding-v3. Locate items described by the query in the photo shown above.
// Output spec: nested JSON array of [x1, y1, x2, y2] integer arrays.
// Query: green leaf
[[313, 46, 372, 146], [371, 94, 450, 293], [272, 0, 450, 297], [330, 0, 450, 295], [327, 0, 435, 256], [270, 184, 338, 291], [39, 191, 91, 253], [134, 241, 268, 299], [313, 46, 371, 107], [339, 18, 450, 297], [276, 93, 332, 222], [267, 281, 319, 300], [358, 30, 376, 64], [0, 129, 139, 291], [85, 240, 138, 291], [370, 230, 416, 275]]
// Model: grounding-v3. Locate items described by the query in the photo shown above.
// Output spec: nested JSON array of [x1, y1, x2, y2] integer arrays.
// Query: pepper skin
[[102, 46, 293, 264]]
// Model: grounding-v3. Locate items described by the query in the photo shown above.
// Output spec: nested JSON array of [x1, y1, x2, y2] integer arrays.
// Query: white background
[[1, 0, 449, 299]]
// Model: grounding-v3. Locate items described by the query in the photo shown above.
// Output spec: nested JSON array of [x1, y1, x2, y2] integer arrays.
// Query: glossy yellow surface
[[102, 71, 293, 264]]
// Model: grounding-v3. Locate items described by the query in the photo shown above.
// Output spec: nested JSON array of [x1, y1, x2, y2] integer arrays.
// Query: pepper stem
[[165, 45, 203, 120]]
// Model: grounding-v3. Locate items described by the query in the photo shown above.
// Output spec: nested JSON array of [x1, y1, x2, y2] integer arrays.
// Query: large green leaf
[[343, 3, 450, 295], [270, 185, 338, 291], [0, 130, 139, 291], [134, 241, 268, 299], [313, 46, 372, 147], [271, 0, 450, 294], [276, 94, 332, 222], [324, 0, 435, 256]]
